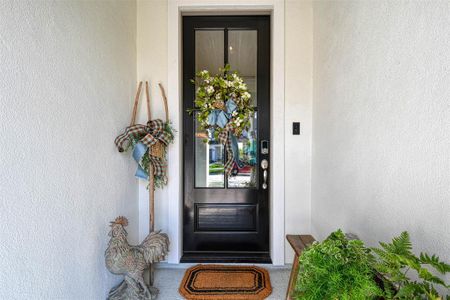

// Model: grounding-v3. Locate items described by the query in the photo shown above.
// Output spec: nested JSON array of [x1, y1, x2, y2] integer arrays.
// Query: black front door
[[182, 16, 270, 263]]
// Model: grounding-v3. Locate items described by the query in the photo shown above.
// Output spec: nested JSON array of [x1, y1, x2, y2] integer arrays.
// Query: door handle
[[261, 159, 269, 190]]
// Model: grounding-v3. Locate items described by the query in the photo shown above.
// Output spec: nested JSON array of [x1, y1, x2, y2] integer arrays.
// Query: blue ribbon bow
[[207, 99, 237, 128], [132, 142, 149, 179]]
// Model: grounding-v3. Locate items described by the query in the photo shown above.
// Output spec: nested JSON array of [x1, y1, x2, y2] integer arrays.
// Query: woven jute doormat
[[179, 264, 272, 300]]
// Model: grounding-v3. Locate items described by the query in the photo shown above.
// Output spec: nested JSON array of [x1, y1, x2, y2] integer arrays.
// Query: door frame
[[166, 0, 285, 265]]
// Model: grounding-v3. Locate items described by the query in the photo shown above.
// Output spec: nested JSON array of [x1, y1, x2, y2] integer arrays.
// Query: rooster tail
[[140, 231, 170, 264]]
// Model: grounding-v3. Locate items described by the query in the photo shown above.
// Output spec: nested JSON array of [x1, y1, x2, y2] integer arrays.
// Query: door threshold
[[180, 252, 272, 264]]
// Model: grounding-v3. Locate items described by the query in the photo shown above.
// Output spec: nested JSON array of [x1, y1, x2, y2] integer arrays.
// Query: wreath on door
[[188, 65, 253, 175]]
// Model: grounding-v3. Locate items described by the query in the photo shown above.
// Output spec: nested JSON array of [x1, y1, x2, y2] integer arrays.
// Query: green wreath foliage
[[189, 64, 254, 141]]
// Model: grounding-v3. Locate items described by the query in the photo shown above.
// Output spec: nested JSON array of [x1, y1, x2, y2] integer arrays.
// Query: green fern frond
[[396, 282, 422, 298], [418, 268, 446, 286], [396, 254, 421, 270], [390, 231, 413, 255], [420, 253, 450, 274], [372, 231, 450, 300]]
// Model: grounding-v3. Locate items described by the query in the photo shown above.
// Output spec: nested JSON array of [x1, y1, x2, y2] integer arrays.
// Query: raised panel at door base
[[195, 204, 257, 232]]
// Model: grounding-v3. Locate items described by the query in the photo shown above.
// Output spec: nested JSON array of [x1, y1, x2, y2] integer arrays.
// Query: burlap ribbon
[[114, 119, 171, 179]]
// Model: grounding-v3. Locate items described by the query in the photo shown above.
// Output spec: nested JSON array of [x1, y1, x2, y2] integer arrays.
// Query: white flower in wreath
[[215, 93, 222, 100], [242, 92, 251, 100], [206, 85, 214, 95], [200, 70, 209, 76], [232, 111, 238, 117]]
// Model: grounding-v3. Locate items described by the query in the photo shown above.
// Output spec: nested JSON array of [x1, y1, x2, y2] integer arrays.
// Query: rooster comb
[[113, 216, 128, 226]]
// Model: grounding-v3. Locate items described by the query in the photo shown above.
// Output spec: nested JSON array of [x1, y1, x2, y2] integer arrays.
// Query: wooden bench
[[285, 234, 316, 300]]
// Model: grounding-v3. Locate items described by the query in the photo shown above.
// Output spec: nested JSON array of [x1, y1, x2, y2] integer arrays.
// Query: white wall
[[136, 0, 313, 263], [0, 1, 138, 299], [312, 0, 449, 279], [136, 0, 169, 241], [284, 0, 313, 263]]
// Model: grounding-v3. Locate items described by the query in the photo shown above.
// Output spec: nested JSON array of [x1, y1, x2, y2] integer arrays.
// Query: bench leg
[[286, 254, 299, 300]]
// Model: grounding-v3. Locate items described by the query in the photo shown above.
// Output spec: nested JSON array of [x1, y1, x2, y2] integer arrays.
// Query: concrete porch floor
[[153, 264, 291, 299]]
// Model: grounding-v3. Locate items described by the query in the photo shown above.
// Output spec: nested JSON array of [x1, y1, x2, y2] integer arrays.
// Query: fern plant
[[294, 229, 383, 300], [372, 231, 450, 300]]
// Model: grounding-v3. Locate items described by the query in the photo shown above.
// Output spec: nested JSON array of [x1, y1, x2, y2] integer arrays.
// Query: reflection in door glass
[[195, 30, 225, 188], [195, 30, 224, 73], [195, 114, 225, 188], [228, 112, 258, 188], [228, 30, 257, 106]]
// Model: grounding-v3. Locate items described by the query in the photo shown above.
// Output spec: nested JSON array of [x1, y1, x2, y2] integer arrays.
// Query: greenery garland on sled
[[122, 122, 175, 188], [114, 82, 175, 189]]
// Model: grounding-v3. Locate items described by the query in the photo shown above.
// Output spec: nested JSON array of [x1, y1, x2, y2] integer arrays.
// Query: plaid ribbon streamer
[[218, 128, 234, 176], [218, 123, 243, 176], [114, 119, 170, 179], [146, 154, 166, 178]]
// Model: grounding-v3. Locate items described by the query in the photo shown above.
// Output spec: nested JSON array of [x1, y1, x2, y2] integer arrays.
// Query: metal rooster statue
[[105, 216, 169, 300]]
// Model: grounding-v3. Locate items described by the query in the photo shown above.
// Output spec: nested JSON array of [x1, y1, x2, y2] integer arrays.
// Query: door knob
[[261, 159, 268, 190]]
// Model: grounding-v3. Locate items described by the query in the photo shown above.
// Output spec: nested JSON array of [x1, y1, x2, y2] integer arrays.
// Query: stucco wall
[[136, 0, 170, 244], [284, 0, 313, 263], [312, 0, 449, 281], [136, 0, 313, 264], [0, 1, 138, 298]]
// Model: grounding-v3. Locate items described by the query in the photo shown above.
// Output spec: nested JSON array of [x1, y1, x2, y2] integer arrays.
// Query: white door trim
[[167, 0, 285, 265]]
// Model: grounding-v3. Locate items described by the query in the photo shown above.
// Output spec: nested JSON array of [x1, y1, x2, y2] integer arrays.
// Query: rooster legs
[[126, 271, 154, 299], [137, 275, 152, 299], [124, 276, 141, 295]]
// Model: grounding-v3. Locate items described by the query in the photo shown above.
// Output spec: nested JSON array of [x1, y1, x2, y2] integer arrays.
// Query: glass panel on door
[[195, 30, 224, 73], [227, 30, 258, 188], [227, 111, 258, 188], [195, 30, 225, 188], [195, 113, 225, 188], [228, 30, 257, 106], [194, 29, 260, 189]]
